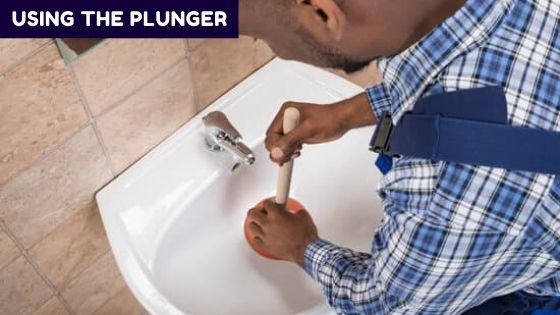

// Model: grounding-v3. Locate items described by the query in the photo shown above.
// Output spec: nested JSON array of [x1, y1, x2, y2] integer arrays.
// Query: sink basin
[[96, 58, 384, 315]]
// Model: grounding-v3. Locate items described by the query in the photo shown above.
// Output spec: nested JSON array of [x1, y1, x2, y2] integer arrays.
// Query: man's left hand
[[246, 199, 319, 267]]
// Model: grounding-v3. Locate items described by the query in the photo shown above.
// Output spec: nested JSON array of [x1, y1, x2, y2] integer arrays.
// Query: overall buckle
[[370, 112, 400, 157]]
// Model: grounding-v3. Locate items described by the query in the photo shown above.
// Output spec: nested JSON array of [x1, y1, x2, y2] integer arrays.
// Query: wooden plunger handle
[[275, 107, 301, 205]]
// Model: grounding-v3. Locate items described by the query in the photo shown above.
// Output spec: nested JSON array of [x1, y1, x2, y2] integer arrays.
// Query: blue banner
[[1, 0, 239, 38]]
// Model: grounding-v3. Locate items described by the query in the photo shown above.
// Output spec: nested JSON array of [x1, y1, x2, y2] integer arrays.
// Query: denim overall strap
[[370, 87, 560, 176]]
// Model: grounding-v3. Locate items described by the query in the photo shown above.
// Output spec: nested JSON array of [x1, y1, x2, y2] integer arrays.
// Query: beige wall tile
[[73, 39, 186, 116], [0, 39, 50, 74], [93, 286, 145, 315], [62, 252, 126, 315], [0, 126, 113, 248], [254, 40, 275, 68], [0, 229, 20, 269], [97, 59, 197, 173], [0, 44, 87, 185], [0, 256, 52, 315], [29, 203, 109, 290], [32, 296, 69, 315], [190, 37, 270, 109]]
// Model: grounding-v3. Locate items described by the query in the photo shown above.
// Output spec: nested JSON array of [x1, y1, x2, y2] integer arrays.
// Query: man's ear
[[295, 0, 346, 40]]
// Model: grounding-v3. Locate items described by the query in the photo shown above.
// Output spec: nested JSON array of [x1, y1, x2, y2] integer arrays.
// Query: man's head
[[240, 0, 386, 73], [240, 0, 466, 74]]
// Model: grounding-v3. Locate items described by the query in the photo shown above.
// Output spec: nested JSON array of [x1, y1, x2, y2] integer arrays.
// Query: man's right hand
[[265, 92, 377, 165]]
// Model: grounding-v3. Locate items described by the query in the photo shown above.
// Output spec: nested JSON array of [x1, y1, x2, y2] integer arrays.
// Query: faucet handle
[[202, 111, 242, 141], [202, 111, 256, 169]]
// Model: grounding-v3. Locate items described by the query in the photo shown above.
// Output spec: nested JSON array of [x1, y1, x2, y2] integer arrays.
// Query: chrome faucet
[[202, 111, 256, 167]]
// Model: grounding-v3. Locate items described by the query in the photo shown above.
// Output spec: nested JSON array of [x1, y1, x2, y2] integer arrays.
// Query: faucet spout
[[220, 140, 256, 165], [202, 111, 256, 166]]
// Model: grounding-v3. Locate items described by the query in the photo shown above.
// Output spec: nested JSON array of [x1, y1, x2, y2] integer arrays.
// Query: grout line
[[0, 39, 55, 77], [30, 293, 72, 315], [23, 199, 96, 255], [185, 54, 202, 113], [89, 282, 130, 315], [53, 292, 75, 315], [183, 39, 191, 57], [0, 222, 23, 274], [54, 249, 113, 315], [91, 119, 118, 177], [187, 39, 208, 54], [68, 65, 119, 177], [0, 121, 92, 189], [0, 220, 69, 312], [0, 253, 20, 272], [62, 247, 111, 289], [86, 54, 188, 119]]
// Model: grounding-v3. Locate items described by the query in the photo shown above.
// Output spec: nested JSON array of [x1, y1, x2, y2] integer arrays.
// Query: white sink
[[96, 58, 384, 315]]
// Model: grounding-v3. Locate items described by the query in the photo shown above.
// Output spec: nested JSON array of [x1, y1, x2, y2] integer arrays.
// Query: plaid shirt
[[304, 0, 560, 314]]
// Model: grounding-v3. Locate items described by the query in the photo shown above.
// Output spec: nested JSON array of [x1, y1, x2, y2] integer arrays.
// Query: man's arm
[[246, 200, 380, 314], [304, 239, 378, 314]]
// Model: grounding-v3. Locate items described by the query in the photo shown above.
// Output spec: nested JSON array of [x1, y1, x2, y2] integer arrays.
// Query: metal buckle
[[369, 111, 399, 157]]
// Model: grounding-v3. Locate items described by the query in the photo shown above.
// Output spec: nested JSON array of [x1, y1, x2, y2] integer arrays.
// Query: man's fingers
[[265, 131, 281, 152], [296, 209, 312, 220], [271, 147, 284, 160], [252, 236, 265, 248], [267, 126, 309, 164], [263, 199, 287, 218], [265, 106, 288, 151], [248, 222, 265, 237], [247, 207, 267, 225], [280, 126, 308, 152], [266, 131, 290, 163]]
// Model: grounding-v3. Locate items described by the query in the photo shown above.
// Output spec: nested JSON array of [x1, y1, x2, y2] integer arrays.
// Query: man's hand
[[246, 199, 319, 267], [266, 92, 377, 165]]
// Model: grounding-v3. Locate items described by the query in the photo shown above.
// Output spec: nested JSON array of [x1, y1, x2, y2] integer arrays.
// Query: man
[[241, 0, 560, 314]]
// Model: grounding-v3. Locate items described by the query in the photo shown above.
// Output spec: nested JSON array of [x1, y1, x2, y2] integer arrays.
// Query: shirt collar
[[377, 0, 515, 123]]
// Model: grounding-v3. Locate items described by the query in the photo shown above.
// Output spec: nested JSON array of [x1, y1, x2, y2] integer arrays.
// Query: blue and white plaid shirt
[[303, 0, 560, 313]]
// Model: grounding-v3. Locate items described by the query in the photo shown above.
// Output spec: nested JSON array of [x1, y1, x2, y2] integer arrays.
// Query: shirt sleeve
[[366, 83, 393, 120], [304, 239, 380, 314]]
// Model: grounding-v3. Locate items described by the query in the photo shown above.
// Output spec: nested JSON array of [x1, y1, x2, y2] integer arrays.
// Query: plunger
[[244, 107, 306, 260]]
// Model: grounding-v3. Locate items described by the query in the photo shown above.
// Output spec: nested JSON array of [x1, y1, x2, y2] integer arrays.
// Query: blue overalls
[[369, 87, 560, 315], [463, 291, 560, 315]]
